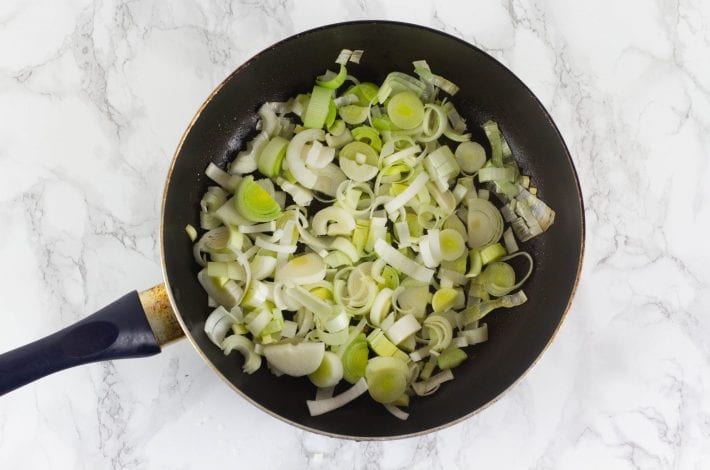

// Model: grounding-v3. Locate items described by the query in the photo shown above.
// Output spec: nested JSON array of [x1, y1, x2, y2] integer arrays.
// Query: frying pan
[[0, 21, 584, 440]]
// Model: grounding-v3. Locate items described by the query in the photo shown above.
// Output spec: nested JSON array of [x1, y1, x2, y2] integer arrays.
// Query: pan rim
[[159, 19, 585, 441]]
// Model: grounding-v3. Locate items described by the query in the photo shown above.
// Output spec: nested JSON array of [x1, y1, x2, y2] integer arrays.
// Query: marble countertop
[[1, 0, 709, 468]]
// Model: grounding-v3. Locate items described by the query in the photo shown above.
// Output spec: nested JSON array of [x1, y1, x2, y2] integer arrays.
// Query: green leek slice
[[257, 136, 288, 177], [437, 347, 467, 370], [235, 176, 282, 222], [304, 85, 333, 129], [316, 64, 347, 90], [365, 356, 409, 404], [341, 333, 369, 384], [387, 91, 425, 130], [308, 351, 344, 387]]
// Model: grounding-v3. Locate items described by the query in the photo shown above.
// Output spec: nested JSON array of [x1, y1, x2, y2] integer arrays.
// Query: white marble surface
[[1, 0, 709, 468]]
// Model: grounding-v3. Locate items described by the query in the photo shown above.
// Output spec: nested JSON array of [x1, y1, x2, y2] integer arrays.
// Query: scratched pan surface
[[161, 21, 584, 440]]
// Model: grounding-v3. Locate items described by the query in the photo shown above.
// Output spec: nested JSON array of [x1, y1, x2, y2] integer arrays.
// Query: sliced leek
[[191, 49, 555, 420]]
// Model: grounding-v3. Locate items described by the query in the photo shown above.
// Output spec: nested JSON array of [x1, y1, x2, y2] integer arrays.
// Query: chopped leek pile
[[189, 49, 555, 420]]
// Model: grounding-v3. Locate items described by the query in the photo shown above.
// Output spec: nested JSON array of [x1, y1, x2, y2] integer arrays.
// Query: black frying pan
[[0, 21, 584, 440]]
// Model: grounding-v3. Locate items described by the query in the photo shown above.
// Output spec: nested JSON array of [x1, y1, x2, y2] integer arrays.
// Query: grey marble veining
[[1, 0, 709, 468]]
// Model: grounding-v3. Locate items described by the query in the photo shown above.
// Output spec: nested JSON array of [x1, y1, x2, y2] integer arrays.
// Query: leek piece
[[198, 269, 240, 309], [308, 351, 344, 387], [257, 136, 288, 177], [374, 239, 434, 284], [311, 206, 356, 235], [463, 290, 528, 324], [384, 171, 429, 214], [325, 99, 337, 128], [274, 253, 326, 285], [307, 378, 368, 416], [479, 243, 506, 265], [424, 145, 459, 191], [222, 335, 262, 374], [466, 198, 504, 248], [185, 224, 197, 242], [204, 306, 235, 346], [431, 287, 458, 313], [369, 288, 393, 326], [482, 120, 503, 166], [367, 328, 407, 361], [459, 323, 488, 345], [467, 249, 483, 278], [387, 91, 424, 130], [236, 176, 282, 222], [481, 261, 516, 297], [365, 356, 409, 404], [328, 119, 346, 136], [455, 141, 486, 174], [385, 314, 422, 345], [347, 82, 379, 106], [412, 369, 454, 396], [423, 315, 453, 351], [338, 104, 369, 125], [478, 166, 516, 183], [340, 140, 379, 164], [263, 341, 325, 377], [392, 393, 410, 408], [341, 333, 369, 384], [351, 126, 382, 152], [380, 266, 400, 290], [439, 229, 466, 261], [437, 347, 467, 370], [316, 64, 347, 90], [304, 85, 332, 129], [285, 129, 322, 188]]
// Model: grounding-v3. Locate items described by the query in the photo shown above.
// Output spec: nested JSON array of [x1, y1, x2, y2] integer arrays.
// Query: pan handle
[[0, 283, 184, 396]]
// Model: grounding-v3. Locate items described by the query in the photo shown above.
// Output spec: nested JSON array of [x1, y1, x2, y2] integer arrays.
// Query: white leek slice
[[412, 369, 454, 396], [340, 157, 378, 182], [503, 226, 519, 254], [250, 255, 277, 281], [311, 206, 356, 236], [204, 306, 235, 346], [221, 335, 262, 374], [285, 129, 323, 188], [324, 309, 350, 333], [330, 237, 360, 263], [275, 253, 326, 285], [231, 131, 269, 174], [423, 315, 453, 351], [459, 323, 488, 346], [198, 269, 240, 309], [308, 351, 344, 387], [287, 285, 333, 317], [384, 404, 409, 420], [306, 378, 368, 416], [384, 171, 429, 214], [365, 356, 409, 403], [439, 229, 466, 261], [276, 178, 314, 206], [313, 162, 347, 197], [369, 287, 393, 326], [281, 320, 298, 338], [385, 314, 421, 345], [374, 239, 434, 284], [467, 198, 504, 249], [238, 221, 277, 234], [455, 141, 486, 174], [205, 162, 233, 189], [394, 285, 431, 318], [263, 341, 325, 377]]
